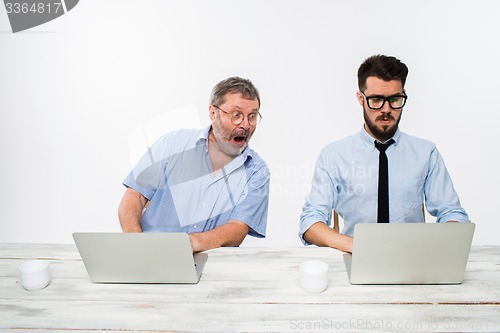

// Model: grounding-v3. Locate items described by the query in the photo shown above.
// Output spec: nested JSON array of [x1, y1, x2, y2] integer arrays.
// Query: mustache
[[230, 128, 250, 138]]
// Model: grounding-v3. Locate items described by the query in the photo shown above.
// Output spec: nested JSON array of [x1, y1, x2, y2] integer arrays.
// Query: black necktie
[[375, 139, 395, 223]]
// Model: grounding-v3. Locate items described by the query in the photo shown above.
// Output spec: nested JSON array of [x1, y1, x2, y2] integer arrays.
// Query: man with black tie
[[299, 54, 469, 253]]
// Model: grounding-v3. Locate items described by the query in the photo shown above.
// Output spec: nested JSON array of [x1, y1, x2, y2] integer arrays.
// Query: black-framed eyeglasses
[[361, 92, 408, 110], [213, 105, 262, 126]]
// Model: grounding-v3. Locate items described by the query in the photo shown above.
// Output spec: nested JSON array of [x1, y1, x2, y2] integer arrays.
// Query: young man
[[299, 55, 469, 253], [119, 77, 270, 252]]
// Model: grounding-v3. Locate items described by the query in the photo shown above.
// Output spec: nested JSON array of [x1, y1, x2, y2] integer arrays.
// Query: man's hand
[[189, 220, 250, 252], [303, 222, 353, 253]]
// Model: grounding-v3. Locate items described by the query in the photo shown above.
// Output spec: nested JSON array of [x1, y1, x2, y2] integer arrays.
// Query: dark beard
[[363, 107, 401, 142]]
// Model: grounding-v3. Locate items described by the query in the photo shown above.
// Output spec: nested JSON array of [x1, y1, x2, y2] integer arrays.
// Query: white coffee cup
[[299, 260, 329, 293], [18, 260, 50, 291]]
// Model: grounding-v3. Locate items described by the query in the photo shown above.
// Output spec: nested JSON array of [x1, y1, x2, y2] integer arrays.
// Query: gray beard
[[212, 119, 247, 157], [213, 138, 244, 157]]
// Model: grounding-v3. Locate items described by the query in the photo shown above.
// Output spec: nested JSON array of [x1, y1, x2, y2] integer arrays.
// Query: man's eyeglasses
[[213, 105, 262, 126], [361, 92, 408, 110]]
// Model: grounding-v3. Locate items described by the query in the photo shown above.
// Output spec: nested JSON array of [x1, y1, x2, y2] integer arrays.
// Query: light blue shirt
[[299, 128, 469, 244], [124, 126, 270, 238]]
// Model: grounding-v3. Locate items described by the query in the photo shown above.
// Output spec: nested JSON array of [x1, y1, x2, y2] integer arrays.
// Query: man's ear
[[209, 105, 216, 121], [356, 91, 364, 107]]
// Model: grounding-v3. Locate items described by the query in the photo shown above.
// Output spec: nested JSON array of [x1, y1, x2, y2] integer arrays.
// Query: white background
[[1, 0, 499, 246]]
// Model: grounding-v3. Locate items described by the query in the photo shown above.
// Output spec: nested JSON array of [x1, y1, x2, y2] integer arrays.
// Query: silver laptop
[[344, 223, 475, 284], [73, 232, 207, 284]]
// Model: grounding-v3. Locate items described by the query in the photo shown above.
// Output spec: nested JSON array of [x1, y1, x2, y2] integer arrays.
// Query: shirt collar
[[359, 126, 401, 151], [196, 125, 253, 161], [195, 125, 212, 148]]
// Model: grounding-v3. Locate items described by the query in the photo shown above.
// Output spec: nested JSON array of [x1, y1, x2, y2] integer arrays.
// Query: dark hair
[[357, 55, 409, 91], [210, 76, 260, 108]]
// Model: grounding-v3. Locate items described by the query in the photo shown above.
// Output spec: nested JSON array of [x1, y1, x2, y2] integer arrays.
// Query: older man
[[119, 77, 270, 252]]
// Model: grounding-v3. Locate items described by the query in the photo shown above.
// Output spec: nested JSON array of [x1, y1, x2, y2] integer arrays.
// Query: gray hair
[[209, 76, 260, 109]]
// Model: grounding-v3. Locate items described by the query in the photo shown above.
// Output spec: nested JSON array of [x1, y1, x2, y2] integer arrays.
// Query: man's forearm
[[118, 188, 147, 232], [189, 220, 250, 252], [303, 221, 353, 253]]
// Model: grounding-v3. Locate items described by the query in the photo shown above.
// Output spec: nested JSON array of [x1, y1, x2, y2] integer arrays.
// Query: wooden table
[[1, 244, 499, 332]]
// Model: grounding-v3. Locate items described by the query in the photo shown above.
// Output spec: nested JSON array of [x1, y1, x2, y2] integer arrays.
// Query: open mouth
[[233, 136, 246, 143]]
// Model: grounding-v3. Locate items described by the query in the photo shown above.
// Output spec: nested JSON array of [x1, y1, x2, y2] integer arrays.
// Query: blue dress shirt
[[299, 128, 469, 244], [124, 126, 270, 238]]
